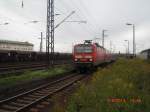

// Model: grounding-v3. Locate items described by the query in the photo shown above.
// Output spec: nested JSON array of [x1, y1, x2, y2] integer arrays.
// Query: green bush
[[67, 58, 150, 112]]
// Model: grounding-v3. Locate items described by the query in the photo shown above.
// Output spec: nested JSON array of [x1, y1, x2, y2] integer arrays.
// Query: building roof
[[0, 40, 34, 46], [141, 49, 150, 53]]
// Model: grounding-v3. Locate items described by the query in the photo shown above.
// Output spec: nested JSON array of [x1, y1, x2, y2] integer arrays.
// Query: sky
[[0, 0, 150, 53]]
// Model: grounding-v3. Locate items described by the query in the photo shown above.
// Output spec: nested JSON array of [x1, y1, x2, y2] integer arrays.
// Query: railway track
[[0, 62, 71, 77], [0, 64, 47, 77], [0, 60, 71, 68], [0, 64, 46, 72], [0, 73, 84, 112]]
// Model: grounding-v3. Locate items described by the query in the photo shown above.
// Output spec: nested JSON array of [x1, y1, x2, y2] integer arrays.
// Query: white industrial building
[[0, 40, 34, 51], [138, 49, 150, 60]]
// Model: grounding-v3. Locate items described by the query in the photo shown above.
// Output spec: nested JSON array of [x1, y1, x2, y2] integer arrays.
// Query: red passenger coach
[[73, 40, 111, 72]]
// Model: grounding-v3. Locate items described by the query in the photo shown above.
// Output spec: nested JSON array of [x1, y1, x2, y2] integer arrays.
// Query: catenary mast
[[46, 0, 55, 67]]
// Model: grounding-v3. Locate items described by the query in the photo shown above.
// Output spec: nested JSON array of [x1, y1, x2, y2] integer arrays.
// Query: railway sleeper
[[23, 97, 37, 101], [29, 108, 39, 112], [28, 95, 43, 98], [2, 104, 19, 110], [33, 92, 46, 96], [35, 91, 49, 95], [39, 90, 51, 93], [41, 101, 50, 105], [36, 104, 45, 109], [0, 109, 12, 112], [10, 102, 25, 107], [17, 99, 32, 104]]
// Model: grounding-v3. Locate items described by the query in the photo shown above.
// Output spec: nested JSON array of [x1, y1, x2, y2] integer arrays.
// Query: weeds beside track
[[0, 62, 72, 78], [67, 58, 150, 112]]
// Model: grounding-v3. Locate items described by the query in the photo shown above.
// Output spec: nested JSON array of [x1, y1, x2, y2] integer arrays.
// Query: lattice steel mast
[[46, 0, 54, 67]]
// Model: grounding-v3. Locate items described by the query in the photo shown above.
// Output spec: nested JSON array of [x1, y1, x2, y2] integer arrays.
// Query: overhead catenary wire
[[73, 0, 98, 31], [67, 0, 97, 33], [58, 0, 97, 35]]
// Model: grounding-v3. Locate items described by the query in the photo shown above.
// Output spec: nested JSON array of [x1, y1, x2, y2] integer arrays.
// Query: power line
[[68, 0, 97, 32], [75, 0, 98, 31], [55, 11, 75, 29], [59, 0, 97, 35], [58, 1, 93, 35]]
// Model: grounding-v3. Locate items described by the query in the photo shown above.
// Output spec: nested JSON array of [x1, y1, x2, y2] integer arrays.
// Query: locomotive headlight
[[89, 58, 93, 61], [75, 58, 78, 61]]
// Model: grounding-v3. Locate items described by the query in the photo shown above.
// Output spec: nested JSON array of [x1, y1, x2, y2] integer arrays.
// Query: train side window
[[8, 53, 11, 56]]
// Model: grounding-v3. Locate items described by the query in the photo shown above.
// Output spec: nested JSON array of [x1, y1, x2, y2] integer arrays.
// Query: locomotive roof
[[0, 40, 34, 46], [94, 43, 105, 49], [75, 43, 105, 49]]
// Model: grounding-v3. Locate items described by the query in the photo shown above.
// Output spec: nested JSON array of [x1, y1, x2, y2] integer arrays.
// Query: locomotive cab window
[[75, 45, 93, 53]]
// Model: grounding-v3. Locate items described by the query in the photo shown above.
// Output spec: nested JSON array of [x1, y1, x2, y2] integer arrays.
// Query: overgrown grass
[[67, 58, 150, 112], [0, 65, 73, 87]]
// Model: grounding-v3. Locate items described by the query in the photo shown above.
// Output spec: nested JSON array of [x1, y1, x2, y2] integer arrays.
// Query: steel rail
[[0, 63, 71, 77], [0, 73, 83, 112]]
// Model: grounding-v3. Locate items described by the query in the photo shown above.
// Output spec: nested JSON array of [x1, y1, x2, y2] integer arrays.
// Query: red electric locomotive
[[73, 40, 111, 72]]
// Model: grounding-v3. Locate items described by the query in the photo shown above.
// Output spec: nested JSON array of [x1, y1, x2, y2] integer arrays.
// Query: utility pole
[[21, 0, 24, 8], [126, 23, 136, 57], [40, 32, 43, 52], [125, 40, 129, 57], [133, 24, 136, 57], [102, 30, 104, 47], [46, 0, 55, 67], [110, 41, 112, 53], [102, 29, 107, 48], [38, 32, 45, 52]]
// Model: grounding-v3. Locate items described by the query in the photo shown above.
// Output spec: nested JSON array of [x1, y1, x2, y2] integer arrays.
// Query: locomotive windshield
[[75, 45, 93, 53]]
